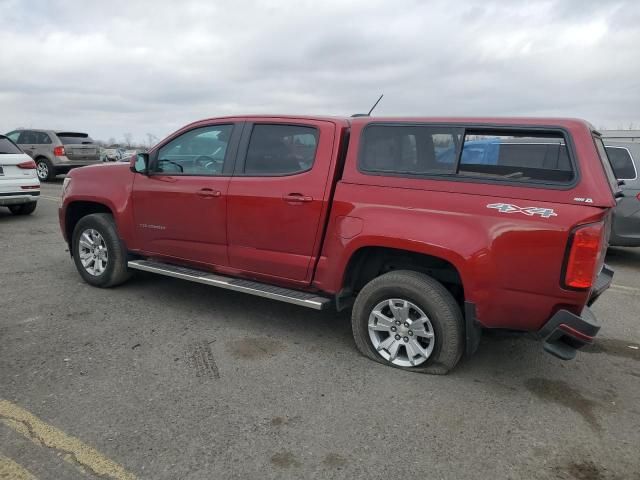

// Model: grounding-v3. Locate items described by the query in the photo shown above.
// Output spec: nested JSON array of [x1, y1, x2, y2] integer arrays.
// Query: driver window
[[152, 124, 233, 175]]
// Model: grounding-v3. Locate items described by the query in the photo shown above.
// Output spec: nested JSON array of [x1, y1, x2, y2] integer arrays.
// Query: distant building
[[600, 130, 640, 143]]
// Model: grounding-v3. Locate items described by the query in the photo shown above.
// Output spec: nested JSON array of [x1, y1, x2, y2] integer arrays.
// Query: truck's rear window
[[57, 132, 94, 145], [360, 125, 463, 175], [359, 125, 576, 185], [458, 132, 574, 183]]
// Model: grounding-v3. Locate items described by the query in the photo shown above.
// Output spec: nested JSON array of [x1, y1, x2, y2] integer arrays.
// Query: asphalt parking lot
[[1, 179, 639, 480]]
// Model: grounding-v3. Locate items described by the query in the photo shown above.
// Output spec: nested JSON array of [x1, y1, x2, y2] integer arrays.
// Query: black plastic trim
[[464, 302, 482, 357], [538, 307, 600, 360], [0, 191, 40, 197]]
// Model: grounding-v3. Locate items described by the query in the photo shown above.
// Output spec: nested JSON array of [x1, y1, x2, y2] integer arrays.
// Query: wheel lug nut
[[395, 321, 401, 326], [394, 334, 401, 340], [403, 337, 409, 342], [391, 326, 397, 332], [404, 322, 409, 328], [408, 331, 413, 336]]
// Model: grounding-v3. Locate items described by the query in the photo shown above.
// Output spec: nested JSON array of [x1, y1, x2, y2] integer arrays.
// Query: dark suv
[[5, 129, 101, 181], [604, 141, 640, 246]]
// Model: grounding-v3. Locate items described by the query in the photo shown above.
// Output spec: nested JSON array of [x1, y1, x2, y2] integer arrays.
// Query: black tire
[[351, 270, 464, 375], [35, 157, 56, 182], [72, 213, 131, 288], [8, 202, 37, 215]]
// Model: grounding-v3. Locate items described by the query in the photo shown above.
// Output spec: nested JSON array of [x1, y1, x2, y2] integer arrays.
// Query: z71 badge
[[487, 203, 557, 218]]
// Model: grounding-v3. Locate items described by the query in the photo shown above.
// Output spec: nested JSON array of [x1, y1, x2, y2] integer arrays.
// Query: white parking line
[[38, 195, 59, 202], [610, 284, 640, 294]]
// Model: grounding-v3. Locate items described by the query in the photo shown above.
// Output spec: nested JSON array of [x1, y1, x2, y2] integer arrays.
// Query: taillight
[[17, 160, 37, 169], [563, 222, 605, 289], [637, 193, 640, 201], [53, 146, 65, 157]]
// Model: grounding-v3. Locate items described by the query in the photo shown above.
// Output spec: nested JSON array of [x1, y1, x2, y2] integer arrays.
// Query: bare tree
[[146, 133, 158, 148], [123, 133, 133, 148]]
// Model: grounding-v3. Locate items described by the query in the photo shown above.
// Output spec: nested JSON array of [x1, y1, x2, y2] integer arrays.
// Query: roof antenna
[[351, 94, 384, 117]]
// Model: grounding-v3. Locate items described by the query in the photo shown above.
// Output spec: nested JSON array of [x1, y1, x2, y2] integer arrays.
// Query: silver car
[[605, 141, 640, 247], [5, 129, 101, 182]]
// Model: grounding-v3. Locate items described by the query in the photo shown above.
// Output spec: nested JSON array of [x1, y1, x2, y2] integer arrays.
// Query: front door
[[227, 120, 336, 283], [132, 123, 241, 267]]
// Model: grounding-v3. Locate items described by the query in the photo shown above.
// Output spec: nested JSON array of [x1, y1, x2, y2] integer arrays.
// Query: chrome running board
[[127, 259, 332, 310]]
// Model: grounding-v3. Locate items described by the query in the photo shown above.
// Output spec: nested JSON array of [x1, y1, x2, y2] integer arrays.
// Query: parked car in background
[[5, 129, 101, 181], [0, 134, 39, 215], [103, 147, 122, 162], [604, 141, 640, 247]]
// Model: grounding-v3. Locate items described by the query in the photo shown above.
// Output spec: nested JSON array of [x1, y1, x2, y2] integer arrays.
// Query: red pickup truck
[[59, 115, 617, 374]]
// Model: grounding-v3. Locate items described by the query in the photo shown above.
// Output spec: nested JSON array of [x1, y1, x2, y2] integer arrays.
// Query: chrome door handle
[[282, 193, 313, 203], [196, 188, 221, 198]]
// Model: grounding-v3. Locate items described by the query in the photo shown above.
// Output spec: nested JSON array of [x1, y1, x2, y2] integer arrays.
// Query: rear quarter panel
[[315, 182, 606, 330]]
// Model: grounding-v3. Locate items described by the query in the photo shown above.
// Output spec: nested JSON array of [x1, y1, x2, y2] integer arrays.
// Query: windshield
[[57, 133, 95, 145]]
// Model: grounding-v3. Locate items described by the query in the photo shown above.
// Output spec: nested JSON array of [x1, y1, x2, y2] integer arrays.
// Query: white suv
[[0, 135, 40, 215]]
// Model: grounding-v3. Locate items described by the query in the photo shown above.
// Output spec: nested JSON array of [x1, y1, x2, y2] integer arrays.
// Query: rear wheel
[[8, 202, 37, 215], [72, 213, 131, 287], [351, 270, 464, 375], [36, 158, 56, 181]]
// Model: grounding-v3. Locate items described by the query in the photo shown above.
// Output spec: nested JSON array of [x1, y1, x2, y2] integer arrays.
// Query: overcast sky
[[1, 0, 639, 144]]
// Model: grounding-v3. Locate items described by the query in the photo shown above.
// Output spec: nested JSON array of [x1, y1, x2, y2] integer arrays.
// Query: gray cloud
[[0, 0, 638, 143]]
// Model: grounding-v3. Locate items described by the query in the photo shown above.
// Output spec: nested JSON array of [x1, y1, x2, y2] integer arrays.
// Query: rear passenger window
[[459, 132, 574, 183], [605, 147, 636, 180], [244, 124, 318, 175], [18, 131, 37, 144], [360, 125, 463, 175], [34, 132, 52, 144]]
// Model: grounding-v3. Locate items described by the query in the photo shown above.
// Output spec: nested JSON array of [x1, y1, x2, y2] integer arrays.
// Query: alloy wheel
[[36, 161, 48, 180], [368, 298, 435, 367], [78, 229, 109, 276]]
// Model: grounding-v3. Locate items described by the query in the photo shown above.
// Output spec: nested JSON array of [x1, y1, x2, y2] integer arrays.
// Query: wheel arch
[[337, 242, 468, 309], [65, 201, 114, 254]]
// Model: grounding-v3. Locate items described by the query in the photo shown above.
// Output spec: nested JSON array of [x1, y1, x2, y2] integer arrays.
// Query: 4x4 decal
[[487, 203, 557, 218]]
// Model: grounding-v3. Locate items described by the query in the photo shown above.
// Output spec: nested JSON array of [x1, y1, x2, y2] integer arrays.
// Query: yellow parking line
[[0, 400, 137, 480], [0, 454, 38, 480]]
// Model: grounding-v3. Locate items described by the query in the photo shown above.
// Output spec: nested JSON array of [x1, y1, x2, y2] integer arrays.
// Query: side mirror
[[131, 153, 149, 174]]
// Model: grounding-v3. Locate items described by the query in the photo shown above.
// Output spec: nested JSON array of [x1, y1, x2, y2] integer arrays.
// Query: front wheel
[[351, 270, 464, 375], [8, 202, 37, 215], [72, 213, 131, 287]]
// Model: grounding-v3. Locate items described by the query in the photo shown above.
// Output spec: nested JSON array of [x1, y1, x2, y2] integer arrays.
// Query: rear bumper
[[52, 157, 101, 168], [537, 265, 613, 360], [0, 191, 39, 206]]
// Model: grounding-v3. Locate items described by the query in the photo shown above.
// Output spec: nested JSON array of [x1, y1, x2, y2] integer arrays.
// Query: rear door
[[57, 133, 100, 161], [31, 131, 53, 159], [132, 122, 242, 267], [226, 120, 336, 283], [16, 131, 37, 157]]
